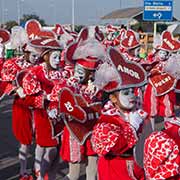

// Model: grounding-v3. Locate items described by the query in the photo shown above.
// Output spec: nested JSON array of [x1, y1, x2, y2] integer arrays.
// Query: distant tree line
[[1, 14, 46, 32], [1, 14, 85, 34]]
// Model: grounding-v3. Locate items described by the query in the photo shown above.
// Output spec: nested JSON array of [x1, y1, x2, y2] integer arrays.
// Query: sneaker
[[19, 174, 34, 180]]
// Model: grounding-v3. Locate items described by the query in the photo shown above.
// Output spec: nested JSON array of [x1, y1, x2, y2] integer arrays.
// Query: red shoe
[[35, 170, 48, 180], [44, 173, 48, 180], [19, 174, 33, 180]]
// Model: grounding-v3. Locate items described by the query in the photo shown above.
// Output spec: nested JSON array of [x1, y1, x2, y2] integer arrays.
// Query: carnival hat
[[0, 28, 10, 44], [94, 47, 147, 92], [157, 31, 180, 52], [25, 19, 56, 40], [30, 36, 62, 50], [106, 24, 119, 33], [121, 29, 140, 49], [65, 27, 105, 70]]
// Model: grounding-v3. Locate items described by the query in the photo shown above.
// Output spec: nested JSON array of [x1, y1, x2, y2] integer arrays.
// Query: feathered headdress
[[163, 54, 180, 79], [10, 26, 28, 49]]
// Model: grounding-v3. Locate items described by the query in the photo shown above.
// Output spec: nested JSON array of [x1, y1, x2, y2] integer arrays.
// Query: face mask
[[157, 50, 169, 61], [118, 88, 136, 110], [49, 51, 60, 69], [74, 64, 87, 83], [134, 47, 140, 57], [107, 33, 113, 41], [0, 44, 4, 58], [29, 52, 40, 64]]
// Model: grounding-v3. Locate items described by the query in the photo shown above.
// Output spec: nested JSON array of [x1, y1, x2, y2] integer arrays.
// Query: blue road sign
[[143, 0, 173, 21]]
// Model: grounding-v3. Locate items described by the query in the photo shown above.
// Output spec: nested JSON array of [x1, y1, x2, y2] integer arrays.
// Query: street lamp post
[[17, 0, 21, 25], [50, 0, 56, 24], [1, 0, 4, 27], [4, 8, 8, 23], [72, 0, 75, 31], [17, 0, 24, 25]]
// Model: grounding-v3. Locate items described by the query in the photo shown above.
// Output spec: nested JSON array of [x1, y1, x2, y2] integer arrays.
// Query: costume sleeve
[[1, 58, 20, 81], [91, 115, 138, 156], [19, 93, 45, 109], [0, 58, 19, 97]]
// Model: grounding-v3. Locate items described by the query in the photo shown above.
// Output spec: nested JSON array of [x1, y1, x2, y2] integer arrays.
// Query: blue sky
[[0, 0, 179, 25]]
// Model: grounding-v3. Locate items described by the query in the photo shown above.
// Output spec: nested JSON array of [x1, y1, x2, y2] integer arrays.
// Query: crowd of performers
[[0, 20, 180, 180]]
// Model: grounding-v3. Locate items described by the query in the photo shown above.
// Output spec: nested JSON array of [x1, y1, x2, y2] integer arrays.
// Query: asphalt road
[[1, 96, 179, 180], [0, 96, 86, 180]]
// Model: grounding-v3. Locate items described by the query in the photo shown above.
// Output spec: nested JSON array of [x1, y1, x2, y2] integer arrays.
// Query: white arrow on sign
[[153, 12, 162, 19]]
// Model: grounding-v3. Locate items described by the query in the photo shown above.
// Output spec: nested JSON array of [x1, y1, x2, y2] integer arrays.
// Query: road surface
[[0, 96, 86, 180]]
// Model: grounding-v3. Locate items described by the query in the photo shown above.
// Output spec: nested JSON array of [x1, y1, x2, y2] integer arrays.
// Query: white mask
[[0, 43, 4, 58], [118, 88, 136, 110], [107, 33, 113, 41], [74, 64, 86, 83], [134, 47, 140, 57], [29, 52, 40, 64], [49, 51, 60, 69], [157, 50, 169, 61]]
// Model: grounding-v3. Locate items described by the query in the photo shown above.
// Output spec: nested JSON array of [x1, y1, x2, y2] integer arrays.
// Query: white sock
[[34, 145, 44, 173], [40, 147, 58, 180], [67, 163, 80, 180], [86, 156, 97, 180], [150, 117, 155, 131], [19, 144, 29, 175]]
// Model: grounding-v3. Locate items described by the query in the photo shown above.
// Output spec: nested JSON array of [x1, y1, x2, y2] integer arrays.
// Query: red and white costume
[[56, 27, 105, 163], [102, 25, 124, 48], [22, 62, 62, 147], [143, 31, 180, 118], [92, 101, 146, 180], [16, 35, 66, 180], [60, 80, 101, 162], [45, 27, 105, 180], [0, 29, 15, 100], [91, 47, 147, 180], [144, 117, 180, 180], [1, 57, 34, 144]]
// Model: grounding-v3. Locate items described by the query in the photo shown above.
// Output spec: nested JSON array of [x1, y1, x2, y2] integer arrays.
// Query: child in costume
[[47, 27, 105, 180], [61, 27, 104, 180], [91, 47, 147, 180], [143, 31, 180, 129], [20, 36, 63, 180], [0, 28, 11, 100]]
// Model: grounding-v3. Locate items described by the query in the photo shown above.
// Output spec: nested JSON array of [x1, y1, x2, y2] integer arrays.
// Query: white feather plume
[[94, 62, 120, 90], [73, 39, 106, 60], [10, 26, 28, 49], [163, 54, 180, 79], [59, 31, 74, 48]]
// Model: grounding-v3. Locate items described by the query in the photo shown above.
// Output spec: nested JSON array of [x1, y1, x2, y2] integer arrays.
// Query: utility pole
[[72, 0, 75, 31], [1, 0, 4, 27], [17, 0, 21, 25]]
